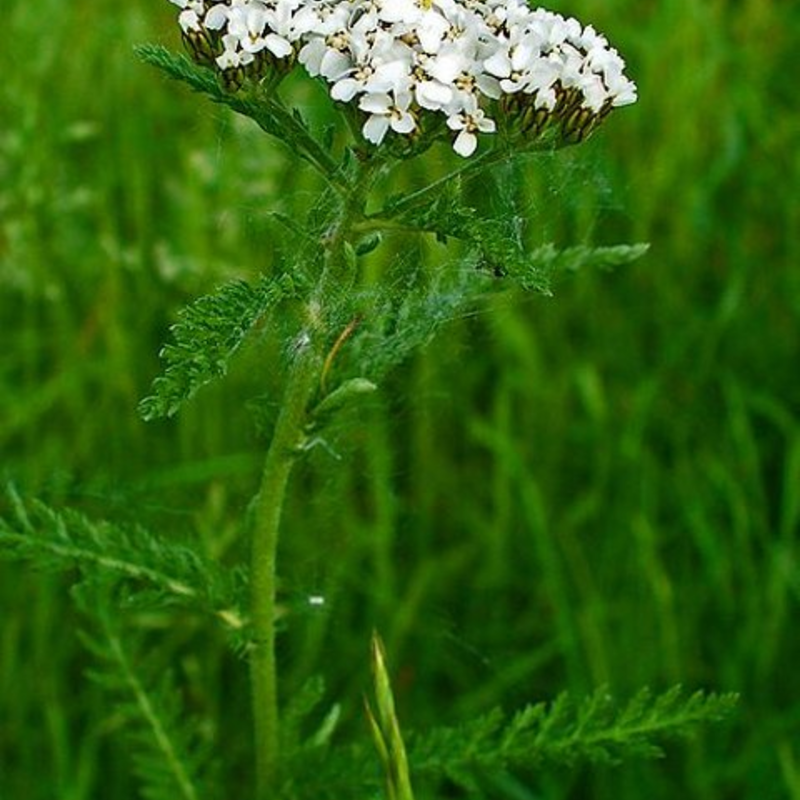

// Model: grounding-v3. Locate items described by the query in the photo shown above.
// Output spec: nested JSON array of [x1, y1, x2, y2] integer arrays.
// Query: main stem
[[249, 336, 321, 800], [249, 160, 378, 799]]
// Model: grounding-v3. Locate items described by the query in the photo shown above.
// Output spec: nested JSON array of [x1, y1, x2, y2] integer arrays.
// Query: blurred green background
[[2, 0, 799, 797]]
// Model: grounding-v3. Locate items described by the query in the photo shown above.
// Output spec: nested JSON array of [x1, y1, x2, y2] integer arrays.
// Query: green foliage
[[372, 173, 649, 294], [135, 45, 340, 180], [340, 264, 489, 382], [263, 682, 737, 800], [367, 633, 416, 800], [0, 487, 244, 629], [308, 378, 378, 434], [336, 236, 647, 387], [134, 44, 220, 98], [280, 676, 337, 757], [75, 583, 218, 800], [384, 184, 649, 293], [410, 687, 739, 794], [140, 273, 299, 420], [501, 241, 651, 291]]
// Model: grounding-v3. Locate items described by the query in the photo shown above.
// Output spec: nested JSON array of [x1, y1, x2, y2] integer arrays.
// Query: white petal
[[226, 9, 248, 37], [204, 6, 228, 29], [378, 0, 419, 24], [500, 77, 524, 94], [265, 33, 294, 58], [391, 111, 416, 134], [428, 51, 465, 84], [416, 80, 453, 110], [393, 89, 413, 111], [417, 13, 450, 53], [298, 39, 326, 75], [246, 7, 269, 35], [320, 49, 353, 81], [453, 130, 477, 157], [611, 81, 638, 106], [476, 74, 502, 99], [446, 114, 465, 132], [363, 115, 390, 145], [242, 37, 267, 54], [216, 50, 239, 69], [535, 87, 557, 110], [371, 60, 412, 93], [580, 74, 607, 113], [359, 92, 392, 114], [178, 9, 201, 31], [332, 78, 362, 102], [292, 7, 320, 36], [511, 41, 537, 71], [484, 50, 511, 79]]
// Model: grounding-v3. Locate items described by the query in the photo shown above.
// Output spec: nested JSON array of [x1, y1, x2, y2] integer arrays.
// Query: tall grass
[[2, 0, 799, 797]]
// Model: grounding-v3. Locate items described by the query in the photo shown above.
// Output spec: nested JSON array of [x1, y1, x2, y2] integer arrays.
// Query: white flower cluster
[[170, 0, 637, 156]]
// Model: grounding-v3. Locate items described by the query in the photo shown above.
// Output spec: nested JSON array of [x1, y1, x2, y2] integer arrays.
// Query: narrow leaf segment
[[140, 274, 297, 421]]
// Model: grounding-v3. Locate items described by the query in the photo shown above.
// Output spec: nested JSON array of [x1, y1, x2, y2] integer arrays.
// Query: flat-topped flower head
[[167, 0, 637, 156]]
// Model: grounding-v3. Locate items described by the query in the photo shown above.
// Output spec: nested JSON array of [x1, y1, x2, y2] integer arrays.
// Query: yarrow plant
[[0, 2, 739, 800]]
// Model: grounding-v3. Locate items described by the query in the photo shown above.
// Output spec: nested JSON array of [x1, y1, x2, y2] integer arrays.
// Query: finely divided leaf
[[77, 584, 218, 800], [389, 189, 649, 294], [493, 241, 650, 291], [135, 45, 339, 179], [140, 273, 297, 421], [410, 686, 738, 792], [136, 44, 221, 97], [0, 487, 244, 629]]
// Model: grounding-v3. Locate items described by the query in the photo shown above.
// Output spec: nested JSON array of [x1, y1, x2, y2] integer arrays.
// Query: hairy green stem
[[249, 335, 322, 799], [249, 155, 380, 799]]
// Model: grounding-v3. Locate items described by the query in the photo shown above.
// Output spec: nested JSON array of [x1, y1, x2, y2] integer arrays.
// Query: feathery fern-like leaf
[[504, 241, 650, 289], [139, 273, 298, 420], [0, 487, 244, 629], [410, 686, 738, 792], [393, 188, 648, 293], [135, 45, 339, 180], [76, 584, 218, 800]]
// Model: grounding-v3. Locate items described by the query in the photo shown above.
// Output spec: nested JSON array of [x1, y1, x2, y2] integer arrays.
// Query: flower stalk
[[247, 156, 378, 799], [249, 333, 321, 798]]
